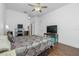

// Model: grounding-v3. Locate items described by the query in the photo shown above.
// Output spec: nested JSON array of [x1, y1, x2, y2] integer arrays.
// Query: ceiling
[[5, 3, 68, 17]]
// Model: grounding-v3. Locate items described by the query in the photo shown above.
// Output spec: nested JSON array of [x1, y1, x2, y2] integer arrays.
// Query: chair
[[51, 33, 58, 45]]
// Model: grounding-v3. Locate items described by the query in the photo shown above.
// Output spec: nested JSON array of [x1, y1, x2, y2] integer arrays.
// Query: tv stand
[[44, 33, 57, 36]]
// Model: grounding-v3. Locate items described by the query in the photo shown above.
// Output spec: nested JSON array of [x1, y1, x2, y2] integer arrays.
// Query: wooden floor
[[48, 43, 79, 56]]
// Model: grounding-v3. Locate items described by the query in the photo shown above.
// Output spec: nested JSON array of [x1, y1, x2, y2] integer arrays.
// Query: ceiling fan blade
[[41, 6, 47, 8], [36, 3, 40, 5], [32, 9, 35, 11], [28, 4, 34, 7], [35, 3, 41, 7]]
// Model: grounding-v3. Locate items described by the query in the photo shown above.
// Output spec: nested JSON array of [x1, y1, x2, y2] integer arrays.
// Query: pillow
[[0, 35, 11, 52], [0, 49, 16, 56]]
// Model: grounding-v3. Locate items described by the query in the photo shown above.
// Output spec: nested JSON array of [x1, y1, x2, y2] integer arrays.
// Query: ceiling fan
[[28, 3, 47, 13]]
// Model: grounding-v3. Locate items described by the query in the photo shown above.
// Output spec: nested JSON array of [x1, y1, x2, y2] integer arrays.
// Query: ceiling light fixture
[[28, 3, 47, 13], [35, 7, 41, 11]]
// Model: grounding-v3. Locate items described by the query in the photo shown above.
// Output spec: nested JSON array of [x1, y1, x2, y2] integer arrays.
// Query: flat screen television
[[47, 25, 57, 33], [17, 24, 23, 28]]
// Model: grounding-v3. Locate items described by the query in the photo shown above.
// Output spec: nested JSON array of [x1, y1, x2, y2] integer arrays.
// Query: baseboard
[[59, 42, 79, 49]]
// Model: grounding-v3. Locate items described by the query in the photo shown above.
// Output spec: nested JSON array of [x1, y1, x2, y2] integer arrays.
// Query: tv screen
[[17, 24, 23, 28], [47, 25, 57, 33]]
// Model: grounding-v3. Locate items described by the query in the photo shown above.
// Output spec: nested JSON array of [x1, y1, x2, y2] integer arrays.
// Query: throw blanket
[[11, 36, 52, 56]]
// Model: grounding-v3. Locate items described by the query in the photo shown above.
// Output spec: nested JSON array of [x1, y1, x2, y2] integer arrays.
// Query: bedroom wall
[[0, 3, 5, 35], [39, 3, 79, 48], [31, 16, 41, 36], [5, 9, 30, 36]]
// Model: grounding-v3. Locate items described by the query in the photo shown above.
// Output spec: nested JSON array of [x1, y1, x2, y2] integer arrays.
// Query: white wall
[[39, 4, 79, 48], [31, 16, 41, 35], [0, 3, 5, 35], [6, 9, 30, 36]]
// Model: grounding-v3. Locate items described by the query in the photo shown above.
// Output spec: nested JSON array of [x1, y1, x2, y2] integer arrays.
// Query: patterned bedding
[[11, 36, 52, 56]]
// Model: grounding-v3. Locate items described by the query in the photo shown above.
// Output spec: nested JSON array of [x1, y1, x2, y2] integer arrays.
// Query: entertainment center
[[44, 25, 58, 45]]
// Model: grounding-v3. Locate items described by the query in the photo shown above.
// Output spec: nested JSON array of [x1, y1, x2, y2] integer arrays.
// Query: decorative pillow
[[0, 35, 11, 52], [0, 50, 16, 56]]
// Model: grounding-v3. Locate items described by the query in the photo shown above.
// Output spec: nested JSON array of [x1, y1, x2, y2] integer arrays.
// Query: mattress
[[11, 36, 52, 56]]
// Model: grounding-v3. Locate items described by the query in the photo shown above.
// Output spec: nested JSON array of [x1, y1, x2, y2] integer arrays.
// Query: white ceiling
[[5, 3, 68, 17]]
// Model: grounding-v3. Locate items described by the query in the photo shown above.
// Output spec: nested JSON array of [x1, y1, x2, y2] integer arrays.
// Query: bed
[[11, 35, 52, 56]]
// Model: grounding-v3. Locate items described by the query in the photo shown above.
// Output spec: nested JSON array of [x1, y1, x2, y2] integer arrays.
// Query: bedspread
[[11, 36, 52, 56]]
